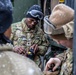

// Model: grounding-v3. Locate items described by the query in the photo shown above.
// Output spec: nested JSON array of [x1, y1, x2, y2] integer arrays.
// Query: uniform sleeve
[[56, 48, 72, 63], [10, 22, 21, 45], [56, 50, 67, 62], [37, 29, 49, 56], [10, 23, 17, 41]]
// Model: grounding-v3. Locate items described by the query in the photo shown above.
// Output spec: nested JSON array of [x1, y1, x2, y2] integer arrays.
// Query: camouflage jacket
[[56, 48, 73, 75], [10, 18, 49, 68]]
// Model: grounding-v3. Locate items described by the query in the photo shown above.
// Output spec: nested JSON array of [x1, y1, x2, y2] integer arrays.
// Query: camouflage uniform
[[11, 18, 49, 68], [43, 3, 74, 75], [56, 48, 72, 75], [55, 21, 73, 75]]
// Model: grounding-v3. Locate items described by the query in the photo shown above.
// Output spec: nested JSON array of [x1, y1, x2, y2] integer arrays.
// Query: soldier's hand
[[30, 44, 39, 54], [44, 58, 61, 72], [13, 46, 25, 54]]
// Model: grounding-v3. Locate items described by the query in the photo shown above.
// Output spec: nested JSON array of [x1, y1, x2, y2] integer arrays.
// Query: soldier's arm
[[10, 23, 17, 41], [10, 22, 21, 46], [55, 50, 67, 63], [37, 30, 49, 56]]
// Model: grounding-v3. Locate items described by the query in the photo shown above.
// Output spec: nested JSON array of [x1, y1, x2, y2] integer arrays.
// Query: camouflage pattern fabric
[[44, 48, 72, 75], [62, 21, 74, 39], [56, 48, 73, 75], [10, 18, 49, 68]]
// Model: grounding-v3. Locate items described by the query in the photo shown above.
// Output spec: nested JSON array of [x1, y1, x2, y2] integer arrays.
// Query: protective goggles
[[26, 10, 43, 20], [44, 16, 64, 35]]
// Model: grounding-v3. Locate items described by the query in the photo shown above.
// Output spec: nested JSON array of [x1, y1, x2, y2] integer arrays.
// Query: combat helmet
[[0, 0, 13, 34], [0, 51, 43, 75], [44, 4, 74, 39]]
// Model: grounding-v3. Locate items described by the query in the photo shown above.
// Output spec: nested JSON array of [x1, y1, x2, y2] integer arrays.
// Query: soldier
[[43, 4, 74, 75], [0, 0, 13, 44], [11, 5, 49, 69], [0, 0, 44, 75]]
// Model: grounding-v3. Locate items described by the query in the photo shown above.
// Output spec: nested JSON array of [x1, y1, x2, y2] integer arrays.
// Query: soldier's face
[[4, 26, 11, 38], [51, 34, 73, 48], [25, 18, 38, 29]]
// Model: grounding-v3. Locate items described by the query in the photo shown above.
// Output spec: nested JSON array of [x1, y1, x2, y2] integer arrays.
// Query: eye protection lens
[[44, 16, 64, 35], [44, 16, 56, 34], [27, 10, 43, 20]]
